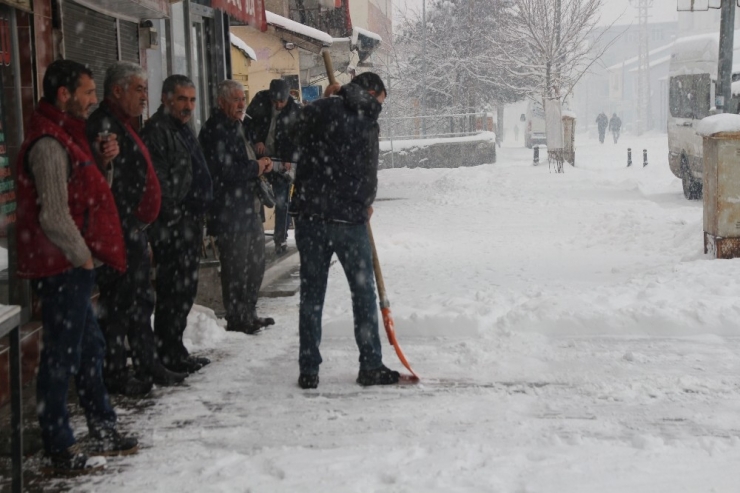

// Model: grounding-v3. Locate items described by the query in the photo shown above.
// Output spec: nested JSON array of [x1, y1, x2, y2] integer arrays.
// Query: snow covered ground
[[69, 131, 740, 492]]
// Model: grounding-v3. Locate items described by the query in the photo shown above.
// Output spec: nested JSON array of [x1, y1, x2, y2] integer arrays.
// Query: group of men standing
[[17, 56, 399, 475]]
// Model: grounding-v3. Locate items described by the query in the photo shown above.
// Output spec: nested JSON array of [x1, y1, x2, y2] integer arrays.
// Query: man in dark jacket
[[142, 75, 213, 374], [596, 112, 608, 144], [87, 62, 186, 395], [290, 72, 400, 390], [609, 113, 622, 143], [200, 80, 275, 334], [246, 79, 300, 254]]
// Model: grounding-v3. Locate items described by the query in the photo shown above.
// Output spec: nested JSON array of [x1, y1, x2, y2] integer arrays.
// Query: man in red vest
[[87, 61, 186, 396], [16, 59, 138, 475]]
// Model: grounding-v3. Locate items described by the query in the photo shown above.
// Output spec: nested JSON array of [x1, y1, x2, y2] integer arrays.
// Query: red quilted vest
[[16, 100, 126, 278]]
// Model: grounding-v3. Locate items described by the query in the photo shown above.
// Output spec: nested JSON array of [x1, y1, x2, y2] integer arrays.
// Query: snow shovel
[[367, 223, 420, 381]]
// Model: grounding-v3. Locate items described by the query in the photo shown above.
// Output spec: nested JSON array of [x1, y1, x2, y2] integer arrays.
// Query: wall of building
[[231, 45, 251, 99], [231, 25, 300, 101]]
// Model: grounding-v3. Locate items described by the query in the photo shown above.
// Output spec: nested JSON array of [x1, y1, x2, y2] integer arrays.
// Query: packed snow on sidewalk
[[72, 132, 740, 492]]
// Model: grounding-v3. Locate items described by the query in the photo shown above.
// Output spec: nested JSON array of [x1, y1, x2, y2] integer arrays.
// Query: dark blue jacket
[[290, 83, 382, 224], [199, 109, 261, 235]]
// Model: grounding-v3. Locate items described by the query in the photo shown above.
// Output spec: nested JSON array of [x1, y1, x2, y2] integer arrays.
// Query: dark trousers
[[216, 219, 265, 327], [32, 268, 117, 454], [268, 173, 291, 245], [295, 217, 383, 375], [598, 128, 606, 143], [151, 213, 203, 366], [612, 130, 620, 143], [96, 228, 157, 381]]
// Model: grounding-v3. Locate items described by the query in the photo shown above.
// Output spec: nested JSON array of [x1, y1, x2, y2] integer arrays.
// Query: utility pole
[[629, 0, 652, 135], [717, 0, 735, 113], [421, 0, 427, 135]]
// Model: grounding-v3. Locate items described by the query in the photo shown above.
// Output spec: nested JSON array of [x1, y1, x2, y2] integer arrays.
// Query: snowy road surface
[[71, 132, 740, 492]]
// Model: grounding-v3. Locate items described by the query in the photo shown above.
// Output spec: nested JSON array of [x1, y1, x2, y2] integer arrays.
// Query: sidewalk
[[195, 234, 301, 319], [0, 235, 302, 491]]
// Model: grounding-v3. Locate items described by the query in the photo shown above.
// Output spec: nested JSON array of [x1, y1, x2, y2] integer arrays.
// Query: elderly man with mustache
[[87, 62, 187, 396], [142, 75, 213, 375]]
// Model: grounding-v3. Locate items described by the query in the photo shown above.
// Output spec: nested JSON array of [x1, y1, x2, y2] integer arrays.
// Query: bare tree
[[492, 0, 617, 103], [392, 0, 530, 138]]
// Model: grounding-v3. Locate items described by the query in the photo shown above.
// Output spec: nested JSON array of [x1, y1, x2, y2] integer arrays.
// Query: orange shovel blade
[[381, 307, 420, 381]]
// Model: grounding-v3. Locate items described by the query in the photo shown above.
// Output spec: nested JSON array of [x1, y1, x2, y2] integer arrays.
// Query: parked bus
[[668, 31, 740, 200]]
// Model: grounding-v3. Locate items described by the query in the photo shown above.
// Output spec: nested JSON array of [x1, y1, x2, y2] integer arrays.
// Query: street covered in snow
[[66, 133, 740, 492]]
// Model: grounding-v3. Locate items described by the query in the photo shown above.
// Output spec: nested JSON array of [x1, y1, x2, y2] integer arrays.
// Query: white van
[[668, 32, 740, 200], [521, 100, 546, 148]]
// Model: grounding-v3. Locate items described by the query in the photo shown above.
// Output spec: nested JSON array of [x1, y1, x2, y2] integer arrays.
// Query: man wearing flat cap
[[245, 79, 301, 255]]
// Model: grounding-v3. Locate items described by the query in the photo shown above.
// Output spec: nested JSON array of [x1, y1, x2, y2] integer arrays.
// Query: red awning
[[212, 0, 267, 32]]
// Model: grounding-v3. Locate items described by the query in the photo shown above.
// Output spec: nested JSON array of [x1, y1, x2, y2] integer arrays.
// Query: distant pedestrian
[[513, 124, 519, 142], [609, 113, 622, 143], [16, 59, 138, 475], [290, 72, 400, 390], [596, 112, 608, 144]]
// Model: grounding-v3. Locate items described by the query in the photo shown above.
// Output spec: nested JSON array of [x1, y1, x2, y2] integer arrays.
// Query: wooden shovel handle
[[322, 51, 338, 86], [367, 223, 388, 307]]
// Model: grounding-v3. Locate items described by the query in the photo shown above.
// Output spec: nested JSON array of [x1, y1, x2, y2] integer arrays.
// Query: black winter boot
[[298, 374, 319, 389], [105, 370, 153, 397], [42, 444, 106, 476], [89, 428, 139, 456], [357, 365, 400, 386]]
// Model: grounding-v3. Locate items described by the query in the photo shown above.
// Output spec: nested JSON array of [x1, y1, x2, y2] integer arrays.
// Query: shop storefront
[[1, 0, 35, 318]]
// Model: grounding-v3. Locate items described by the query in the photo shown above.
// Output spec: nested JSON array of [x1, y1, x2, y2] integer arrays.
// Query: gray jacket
[[141, 105, 193, 226]]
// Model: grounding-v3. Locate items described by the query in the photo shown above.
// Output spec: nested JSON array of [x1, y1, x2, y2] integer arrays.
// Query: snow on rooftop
[[265, 11, 333, 46], [229, 33, 257, 61], [606, 42, 674, 72], [696, 113, 740, 137], [561, 109, 577, 119], [352, 26, 382, 43]]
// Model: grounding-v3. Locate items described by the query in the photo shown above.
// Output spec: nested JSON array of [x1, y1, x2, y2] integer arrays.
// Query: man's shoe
[[105, 372, 152, 397], [298, 374, 319, 389], [245, 317, 275, 335], [167, 355, 211, 374], [89, 428, 139, 457], [42, 444, 106, 476], [275, 242, 288, 255], [357, 365, 400, 386], [148, 364, 188, 386]]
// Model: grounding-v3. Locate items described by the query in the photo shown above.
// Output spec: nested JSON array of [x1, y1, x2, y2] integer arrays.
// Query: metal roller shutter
[[63, 2, 116, 102], [63, 2, 140, 102], [118, 20, 140, 63]]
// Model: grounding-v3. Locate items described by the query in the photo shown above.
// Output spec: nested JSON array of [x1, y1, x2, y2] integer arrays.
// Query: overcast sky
[[391, 0, 680, 27]]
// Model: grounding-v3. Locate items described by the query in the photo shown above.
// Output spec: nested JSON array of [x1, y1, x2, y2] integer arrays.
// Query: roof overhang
[[230, 33, 257, 60], [0, 0, 31, 13], [73, 0, 169, 20], [266, 11, 332, 54]]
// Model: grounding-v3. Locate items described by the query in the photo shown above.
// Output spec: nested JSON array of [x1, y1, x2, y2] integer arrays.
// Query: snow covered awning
[[352, 26, 382, 63], [265, 11, 332, 54], [230, 33, 257, 61]]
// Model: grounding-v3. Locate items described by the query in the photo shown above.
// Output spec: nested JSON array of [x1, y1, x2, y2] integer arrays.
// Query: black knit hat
[[269, 79, 290, 101]]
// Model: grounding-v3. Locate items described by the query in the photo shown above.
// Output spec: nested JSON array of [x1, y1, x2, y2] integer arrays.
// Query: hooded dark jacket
[[245, 89, 301, 162], [290, 83, 382, 224]]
